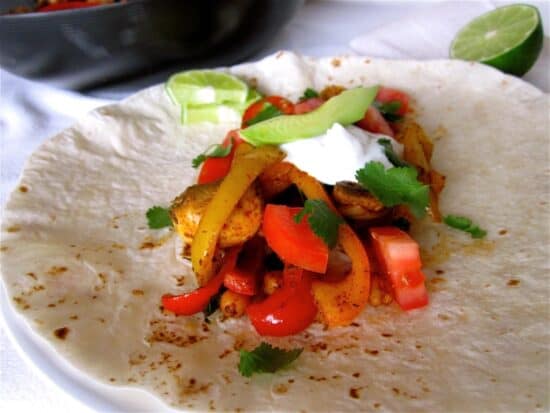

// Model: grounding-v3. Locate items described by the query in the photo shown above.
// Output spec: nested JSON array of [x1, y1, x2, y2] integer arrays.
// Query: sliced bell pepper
[[38, 2, 102, 12], [246, 266, 317, 337], [286, 165, 371, 327], [191, 143, 285, 286], [162, 247, 240, 315], [223, 236, 265, 296]]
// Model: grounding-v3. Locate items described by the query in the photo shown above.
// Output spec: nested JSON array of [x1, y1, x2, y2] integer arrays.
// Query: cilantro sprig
[[374, 100, 403, 122], [238, 342, 303, 377], [245, 103, 283, 126], [192, 140, 234, 169], [443, 215, 487, 239], [377, 138, 410, 168], [294, 199, 343, 248], [300, 87, 319, 100], [355, 162, 429, 219], [146, 206, 172, 229]]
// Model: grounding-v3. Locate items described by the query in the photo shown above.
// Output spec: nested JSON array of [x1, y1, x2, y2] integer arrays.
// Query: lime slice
[[450, 4, 543, 76], [166, 70, 249, 105]]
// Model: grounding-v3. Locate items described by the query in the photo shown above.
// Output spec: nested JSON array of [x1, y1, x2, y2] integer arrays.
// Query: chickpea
[[220, 290, 250, 318]]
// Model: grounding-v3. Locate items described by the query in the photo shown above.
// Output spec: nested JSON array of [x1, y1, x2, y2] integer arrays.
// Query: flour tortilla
[[1, 51, 549, 412]]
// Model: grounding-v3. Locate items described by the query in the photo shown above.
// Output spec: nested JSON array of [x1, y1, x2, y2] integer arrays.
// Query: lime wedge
[[166, 70, 249, 105], [182, 89, 263, 125], [182, 104, 242, 124], [450, 4, 543, 76]]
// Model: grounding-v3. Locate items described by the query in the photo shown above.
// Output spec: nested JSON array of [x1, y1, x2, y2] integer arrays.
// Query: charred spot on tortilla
[[507, 279, 520, 286], [6, 225, 21, 233], [53, 327, 70, 340], [25, 272, 37, 280], [18, 186, 28, 193], [273, 383, 288, 394], [349, 387, 361, 399], [46, 266, 68, 276]]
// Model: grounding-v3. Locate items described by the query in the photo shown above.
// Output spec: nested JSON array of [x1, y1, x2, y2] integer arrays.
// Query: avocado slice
[[240, 86, 379, 146]]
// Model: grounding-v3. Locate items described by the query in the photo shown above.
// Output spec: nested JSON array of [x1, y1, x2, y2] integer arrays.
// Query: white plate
[[1, 283, 177, 413]]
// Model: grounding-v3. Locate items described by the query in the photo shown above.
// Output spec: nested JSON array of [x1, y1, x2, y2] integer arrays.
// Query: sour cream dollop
[[280, 123, 402, 185]]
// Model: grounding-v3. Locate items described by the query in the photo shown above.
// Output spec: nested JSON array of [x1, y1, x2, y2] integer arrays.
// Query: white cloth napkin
[[349, 0, 549, 92], [0, 71, 113, 206]]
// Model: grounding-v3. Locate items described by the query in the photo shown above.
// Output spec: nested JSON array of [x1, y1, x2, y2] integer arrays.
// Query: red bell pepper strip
[[293, 97, 325, 114], [197, 130, 243, 185], [38, 2, 102, 12], [162, 247, 240, 315], [223, 237, 265, 296], [246, 266, 317, 337], [262, 204, 329, 273], [241, 96, 294, 127]]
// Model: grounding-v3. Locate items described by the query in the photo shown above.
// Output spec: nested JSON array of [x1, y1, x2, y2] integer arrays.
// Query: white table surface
[[1, 1, 548, 412]]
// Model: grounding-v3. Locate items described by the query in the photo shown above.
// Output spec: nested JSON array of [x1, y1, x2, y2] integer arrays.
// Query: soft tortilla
[[1, 51, 549, 412]]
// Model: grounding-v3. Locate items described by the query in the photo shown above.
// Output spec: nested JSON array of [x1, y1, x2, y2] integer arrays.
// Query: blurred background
[[1, 1, 548, 412]]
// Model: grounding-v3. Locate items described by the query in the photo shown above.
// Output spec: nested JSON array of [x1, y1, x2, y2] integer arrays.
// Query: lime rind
[[450, 4, 541, 62]]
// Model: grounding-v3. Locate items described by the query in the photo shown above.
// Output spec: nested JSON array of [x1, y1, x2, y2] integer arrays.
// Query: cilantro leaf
[[146, 206, 172, 229], [355, 162, 429, 219], [192, 140, 233, 169], [294, 199, 343, 248], [443, 215, 487, 239], [300, 87, 319, 100], [377, 138, 410, 168], [245, 103, 283, 126], [374, 100, 403, 122], [192, 154, 207, 168], [238, 342, 303, 377]]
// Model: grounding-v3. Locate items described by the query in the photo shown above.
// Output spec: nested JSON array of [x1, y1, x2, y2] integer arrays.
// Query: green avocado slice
[[240, 86, 379, 146]]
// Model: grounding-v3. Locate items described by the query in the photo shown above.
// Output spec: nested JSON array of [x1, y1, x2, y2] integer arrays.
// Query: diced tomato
[[356, 107, 395, 137], [162, 248, 240, 315], [38, 1, 101, 12], [376, 87, 410, 116], [262, 204, 328, 273], [197, 130, 243, 184], [241, 96, 294, 127], [246, 266, 317, 336], [369, 227, 428, 311], [223, 237, 265, 296], [293, 97, 325, 114]]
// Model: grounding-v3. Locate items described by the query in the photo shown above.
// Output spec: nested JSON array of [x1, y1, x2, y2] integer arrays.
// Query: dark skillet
[[0, 0, 302, 90]]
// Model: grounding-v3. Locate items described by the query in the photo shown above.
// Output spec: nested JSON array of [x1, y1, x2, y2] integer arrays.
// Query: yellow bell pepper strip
[[191, 144, 285, 286], [286, 164, 372, 327]]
